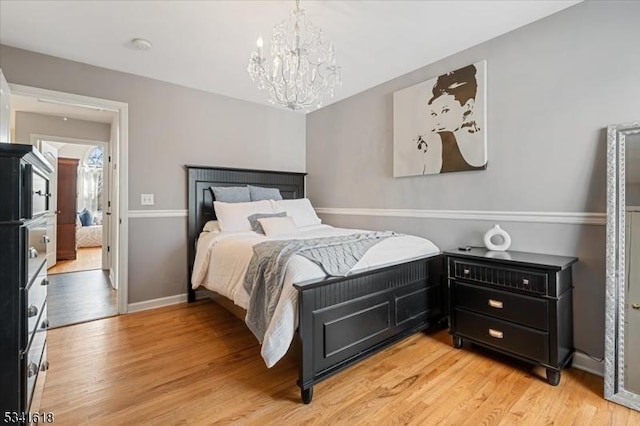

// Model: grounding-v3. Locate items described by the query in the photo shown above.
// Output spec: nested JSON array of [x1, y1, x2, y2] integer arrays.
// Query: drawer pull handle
[[28, 247, 38, 259], [27, 305, 39, 318], [463, 269, 470, 275], [40, 360, 50, 372], [489, 329, 504, 339], [27, 362, 38, 378], [632, 303, 640, 310], [41, 235, 50, 243], [488, 299, 503, 309]]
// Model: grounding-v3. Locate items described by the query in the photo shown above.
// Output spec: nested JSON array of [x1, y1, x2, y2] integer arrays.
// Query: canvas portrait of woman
[[393, 61, 487, 177]]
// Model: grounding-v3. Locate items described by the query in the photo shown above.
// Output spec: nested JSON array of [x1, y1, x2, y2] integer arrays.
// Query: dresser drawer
[[24, 314, 47, 410], [451, 259, 548, 295], [23, 274, 47, 349], [30, 343, 48, 415], [455, 308, 549, 363], [29, 165, 51, 217], [25, 218, 48, 287], [454, 282, 548, 330]]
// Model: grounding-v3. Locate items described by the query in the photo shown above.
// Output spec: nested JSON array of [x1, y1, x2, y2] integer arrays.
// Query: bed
[[76, 224, 102, 248], [186, 165, 447, 403]]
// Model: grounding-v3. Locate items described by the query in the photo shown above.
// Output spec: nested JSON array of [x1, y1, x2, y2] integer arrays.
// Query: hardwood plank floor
[[41, 300, 639, 425], [47, 269, 117, 328], [49, 247, 103, 274]]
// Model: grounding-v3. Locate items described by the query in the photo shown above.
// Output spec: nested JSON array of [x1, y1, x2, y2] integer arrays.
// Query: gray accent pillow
[[248, 185, 283, 201], [210, 186, 251, 203], [247, 211, 287, 234]]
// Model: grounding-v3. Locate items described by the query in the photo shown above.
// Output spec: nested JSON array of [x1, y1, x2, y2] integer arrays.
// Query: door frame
[[11, 83, 130, 314], [31, 135, 110, 273]]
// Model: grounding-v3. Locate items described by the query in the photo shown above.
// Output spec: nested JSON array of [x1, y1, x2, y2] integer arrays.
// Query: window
[[86, 146, 103, 167], [80, 146, 104, 218]]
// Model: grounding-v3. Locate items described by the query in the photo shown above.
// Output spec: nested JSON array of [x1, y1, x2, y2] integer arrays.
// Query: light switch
[[141, 194, 155, 206]]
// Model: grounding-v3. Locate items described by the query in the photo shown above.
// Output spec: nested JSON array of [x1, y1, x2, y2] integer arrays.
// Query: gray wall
[[15, 111, 111, 143], [627, 133, 640, 207], [0, 45, 306, 304], [306, 0, 640, 362], [627, 184, 640, 208]]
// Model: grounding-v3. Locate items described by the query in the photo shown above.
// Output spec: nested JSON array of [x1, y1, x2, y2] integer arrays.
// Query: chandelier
[[247, 0, 342, 111]]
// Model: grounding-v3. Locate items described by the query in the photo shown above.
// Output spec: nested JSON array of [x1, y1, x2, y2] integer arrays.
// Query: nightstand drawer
[[452, 260, 547, 295], [455, 308, 549, 363], [454, 282, 548, 330]]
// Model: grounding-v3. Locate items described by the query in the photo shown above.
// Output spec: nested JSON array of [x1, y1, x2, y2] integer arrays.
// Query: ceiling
[[0, 1, 580, 113]]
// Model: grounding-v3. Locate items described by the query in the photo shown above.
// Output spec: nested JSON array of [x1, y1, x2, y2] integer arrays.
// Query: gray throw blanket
[[244, 231, 397, 342]]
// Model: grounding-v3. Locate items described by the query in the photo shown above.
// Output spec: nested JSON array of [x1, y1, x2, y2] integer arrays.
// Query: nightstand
[[445, 248, 577, 385]]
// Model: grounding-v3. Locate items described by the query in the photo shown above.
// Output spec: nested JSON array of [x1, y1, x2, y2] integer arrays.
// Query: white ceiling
[[0, 0, 580, 112]]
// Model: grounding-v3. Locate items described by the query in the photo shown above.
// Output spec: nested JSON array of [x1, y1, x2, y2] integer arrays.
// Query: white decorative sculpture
[[483, 224, 511, 251]]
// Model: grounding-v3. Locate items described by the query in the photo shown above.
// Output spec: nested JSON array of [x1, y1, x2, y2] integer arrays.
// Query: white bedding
[[191, 224, 440, 367], [76, 225, 103, 248]]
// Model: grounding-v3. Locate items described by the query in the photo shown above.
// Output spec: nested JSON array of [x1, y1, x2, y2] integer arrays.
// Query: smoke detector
[[128, 38, 152, 51]]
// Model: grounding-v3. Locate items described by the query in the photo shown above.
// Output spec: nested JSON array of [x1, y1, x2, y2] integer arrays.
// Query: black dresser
[[445, 248, 577, 385], [0, 143, 53, 422]]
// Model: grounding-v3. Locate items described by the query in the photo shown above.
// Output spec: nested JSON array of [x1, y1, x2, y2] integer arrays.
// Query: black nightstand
[[444, 247, 577, 385]]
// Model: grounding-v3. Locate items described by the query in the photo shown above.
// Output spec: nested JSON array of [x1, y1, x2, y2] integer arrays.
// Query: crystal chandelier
[[247, 0, 342, 111]]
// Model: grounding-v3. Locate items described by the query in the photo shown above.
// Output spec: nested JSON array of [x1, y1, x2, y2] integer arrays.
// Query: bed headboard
[[186, 165, 306, 302]]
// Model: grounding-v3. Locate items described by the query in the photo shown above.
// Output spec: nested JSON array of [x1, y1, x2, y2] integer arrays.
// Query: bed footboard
[[294, 254, 446, 403]]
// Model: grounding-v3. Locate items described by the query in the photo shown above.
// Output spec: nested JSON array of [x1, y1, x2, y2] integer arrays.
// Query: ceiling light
[[247, 0, 341, 111], [129, 38, 152, 51]]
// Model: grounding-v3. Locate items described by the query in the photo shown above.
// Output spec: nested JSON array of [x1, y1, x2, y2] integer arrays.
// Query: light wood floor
[[41, 300, 639, 425], [49, 247, 103, 274]]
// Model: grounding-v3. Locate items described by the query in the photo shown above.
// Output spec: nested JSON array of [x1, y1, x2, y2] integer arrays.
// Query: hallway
[[47, 269, 117, 328]]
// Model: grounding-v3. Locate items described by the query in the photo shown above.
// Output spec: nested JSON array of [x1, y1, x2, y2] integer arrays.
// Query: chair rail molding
[[314, 207, 606, 226], [128, 209, 188, 219]]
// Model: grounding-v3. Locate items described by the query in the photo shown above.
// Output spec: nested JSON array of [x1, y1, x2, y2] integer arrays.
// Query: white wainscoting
[[128, 209, 188, 219], [315, 207, 606, 226], [127, 208, 605, 225]]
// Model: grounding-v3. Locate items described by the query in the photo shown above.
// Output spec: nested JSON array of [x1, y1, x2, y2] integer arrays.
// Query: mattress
[[191, 224, 440, 367], [76, 225, 103, 248]]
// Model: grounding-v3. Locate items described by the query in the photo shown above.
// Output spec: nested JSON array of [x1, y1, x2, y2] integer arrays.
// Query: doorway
[[9, 84, 130, 323], [35, 137, 116, 327]]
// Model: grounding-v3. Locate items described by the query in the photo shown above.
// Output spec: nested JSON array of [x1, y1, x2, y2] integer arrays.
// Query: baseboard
[[571, 352, 604, 377], [127, 293, 187, 313]]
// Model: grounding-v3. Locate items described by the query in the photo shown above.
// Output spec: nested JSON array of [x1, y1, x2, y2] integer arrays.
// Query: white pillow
[[258, 216, 299, 237], [273, 198, 321, 227], [214, 200, 274, 232], [202, 220, 221, 233]]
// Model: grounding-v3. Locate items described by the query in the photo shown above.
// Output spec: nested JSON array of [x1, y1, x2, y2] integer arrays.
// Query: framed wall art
[[393, 60, 487, 177]]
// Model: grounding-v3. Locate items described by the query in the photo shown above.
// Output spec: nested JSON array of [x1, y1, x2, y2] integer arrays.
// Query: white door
[[101, 143, 111, 274], [106, 119, 117, 289], [39, 141, 59, 268]]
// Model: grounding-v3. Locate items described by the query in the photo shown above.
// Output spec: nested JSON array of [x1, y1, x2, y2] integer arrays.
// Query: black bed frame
[[186, 165, 447, 403]]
